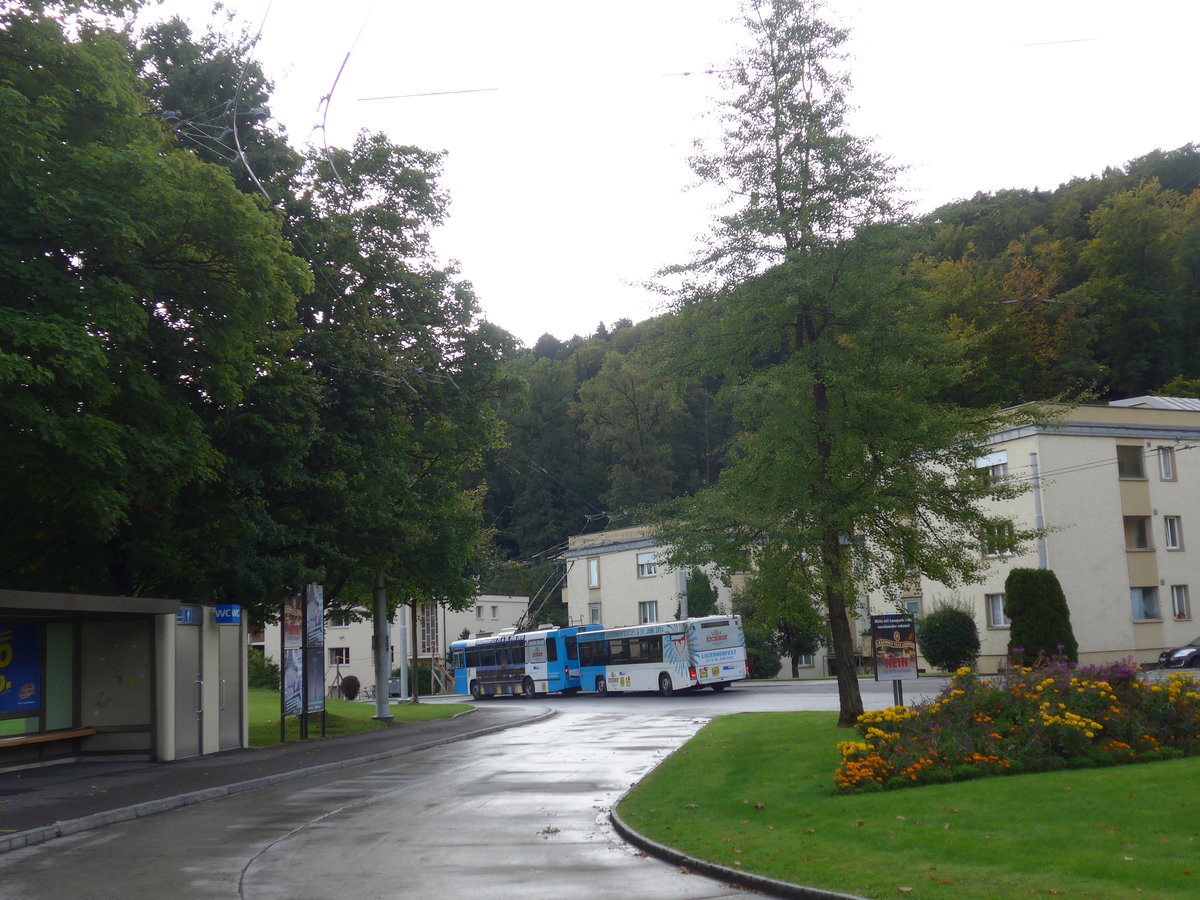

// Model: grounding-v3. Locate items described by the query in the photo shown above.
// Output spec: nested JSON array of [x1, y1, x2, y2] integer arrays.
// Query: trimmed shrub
[[916, 601, 981, 672], [340, 674, 361, 701], [1005, 568, 1078, 665]]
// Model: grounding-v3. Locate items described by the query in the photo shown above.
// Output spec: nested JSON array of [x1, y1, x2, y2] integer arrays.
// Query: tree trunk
[[824, 548, 864, 727]]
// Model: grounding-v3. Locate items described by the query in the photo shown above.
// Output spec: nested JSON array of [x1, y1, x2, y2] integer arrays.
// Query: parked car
[[1159, 636, 1200, 669]]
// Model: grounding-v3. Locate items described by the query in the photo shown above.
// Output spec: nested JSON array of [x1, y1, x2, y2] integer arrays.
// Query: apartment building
[[890, 397, 1200, 671]]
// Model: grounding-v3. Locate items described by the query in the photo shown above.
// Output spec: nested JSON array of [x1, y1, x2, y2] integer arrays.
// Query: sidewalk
[[0, 701, 549, 854]]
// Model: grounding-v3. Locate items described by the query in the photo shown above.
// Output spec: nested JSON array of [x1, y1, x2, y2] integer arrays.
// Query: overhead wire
[[230, 0, 275, 205]]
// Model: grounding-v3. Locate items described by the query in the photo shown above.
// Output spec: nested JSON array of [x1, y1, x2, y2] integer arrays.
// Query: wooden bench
[[0, 727, 97, 750]]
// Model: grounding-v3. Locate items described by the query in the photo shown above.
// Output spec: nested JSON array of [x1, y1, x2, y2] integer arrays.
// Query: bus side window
[[564, 637, 577, 661], [609, 638, 630, 664], [545, 639, 558, 662]]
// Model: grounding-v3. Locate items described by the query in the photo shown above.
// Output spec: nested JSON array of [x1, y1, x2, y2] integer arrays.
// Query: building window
[[1172, 585, 1191, 620], [587, 557, 600, 589], [1131, 586, 1160, 621], [1117, 445, 1146, 479], [490, 605, 498, 619], [982, 521, 1016, 557], [976, 450, 1008, 484], [328, 610, 354, 628], [419, 603, 439, 654], [637, 600, 658, 623], [1159, 447, 1176, 480], [1164, 516, 1183, 550], [986, 593, 1010, 627], [588, 603, 601, 625], [329, 647, 350, 666], [904, 598, 921, 619], [636, 552, 657, 578], [1124, 516, 1153, 550], [796, 653, 814, 668], [475, 605, 483, 620]]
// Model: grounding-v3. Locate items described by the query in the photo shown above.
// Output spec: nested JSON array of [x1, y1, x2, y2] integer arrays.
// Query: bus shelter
[[0, 589, 246, 768]]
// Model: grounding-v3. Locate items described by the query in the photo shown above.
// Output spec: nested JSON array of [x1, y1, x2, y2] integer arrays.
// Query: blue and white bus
[[451, 625, 600, 699], [577, 616, 748, 696]]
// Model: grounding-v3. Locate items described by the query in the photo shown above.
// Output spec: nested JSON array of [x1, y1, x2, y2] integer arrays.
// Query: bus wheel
[[596, 677, 608, 695], [522, 676, 537, 698], [469, 680, 482, 700], [711, 683, 728, 692], [658, 673, 674, 697]]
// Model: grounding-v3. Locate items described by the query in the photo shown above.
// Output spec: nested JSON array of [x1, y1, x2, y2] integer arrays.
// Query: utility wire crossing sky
[[153, 0, 1199, 345]]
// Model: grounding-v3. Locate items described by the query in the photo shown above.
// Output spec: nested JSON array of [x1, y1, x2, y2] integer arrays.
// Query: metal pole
[[372, 572, 394, 722], [677, 566, 689, 619], [396, 602, 410, 700], [1030, 452, 1048, 569]]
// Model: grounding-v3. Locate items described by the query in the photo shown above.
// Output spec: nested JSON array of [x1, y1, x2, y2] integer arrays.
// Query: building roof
[[0, 589, 180, 618], [1109, 396, 1200, 412]]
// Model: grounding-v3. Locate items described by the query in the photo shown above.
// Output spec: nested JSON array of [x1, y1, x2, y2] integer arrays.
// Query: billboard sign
[[871, 614, 917, 682]]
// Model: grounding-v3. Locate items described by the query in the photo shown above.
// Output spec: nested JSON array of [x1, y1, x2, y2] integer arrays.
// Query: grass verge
[[247, 687, 468, 748], [618, 711, 1200, 899]]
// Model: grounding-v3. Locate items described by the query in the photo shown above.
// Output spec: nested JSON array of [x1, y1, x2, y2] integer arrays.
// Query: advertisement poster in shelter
[[0, 623, 42, 714], [871, 614, 917, 682]]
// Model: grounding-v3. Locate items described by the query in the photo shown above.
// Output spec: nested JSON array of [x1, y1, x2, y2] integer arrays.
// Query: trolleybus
[[577, 615, 748, 696], [451, 624, 600, 699]]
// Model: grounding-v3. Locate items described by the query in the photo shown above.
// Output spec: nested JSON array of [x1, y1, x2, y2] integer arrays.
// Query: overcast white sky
[[149, 1, 1199, 345]]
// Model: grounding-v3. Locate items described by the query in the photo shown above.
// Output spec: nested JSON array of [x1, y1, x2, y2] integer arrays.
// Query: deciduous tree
[[654, 0, 1039, 725]]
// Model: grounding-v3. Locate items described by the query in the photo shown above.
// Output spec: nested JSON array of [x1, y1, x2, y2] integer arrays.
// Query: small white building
[[260, 594, 529, 697]]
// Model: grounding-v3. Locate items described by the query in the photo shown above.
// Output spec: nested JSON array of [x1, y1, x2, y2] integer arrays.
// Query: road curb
[[608, 735, 867, 900], [1, 706, 555, 855]]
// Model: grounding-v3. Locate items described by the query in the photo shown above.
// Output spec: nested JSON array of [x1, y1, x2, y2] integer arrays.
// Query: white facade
[[875, 398, 1200, 672], [260, 594, 528, 697]]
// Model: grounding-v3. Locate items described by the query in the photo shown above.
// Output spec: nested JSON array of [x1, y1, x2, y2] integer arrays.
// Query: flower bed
[[835, 660, 1200, 792]]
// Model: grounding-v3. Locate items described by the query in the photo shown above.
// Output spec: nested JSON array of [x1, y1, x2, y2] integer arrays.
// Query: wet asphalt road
[[0, 679, 947, 900]]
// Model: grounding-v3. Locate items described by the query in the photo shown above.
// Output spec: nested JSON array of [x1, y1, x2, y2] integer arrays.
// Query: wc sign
[[215, 605, 242, 625]]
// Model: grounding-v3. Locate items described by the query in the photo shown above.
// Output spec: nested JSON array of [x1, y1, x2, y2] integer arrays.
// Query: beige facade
[[885, 398, 1200, 672], [560, 527, 838, 676], [261, 594, 529, 697], [560, 526, 736, 629]]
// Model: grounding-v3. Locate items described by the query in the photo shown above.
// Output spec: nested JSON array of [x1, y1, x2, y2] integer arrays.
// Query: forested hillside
[[483, 143, 1200, 575]]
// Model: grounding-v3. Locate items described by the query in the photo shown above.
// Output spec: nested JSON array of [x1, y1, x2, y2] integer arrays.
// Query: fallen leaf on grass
[[897, 887, 913, 893]]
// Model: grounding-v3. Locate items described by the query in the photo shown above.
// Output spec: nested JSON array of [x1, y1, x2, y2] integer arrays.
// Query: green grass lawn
[[247, 687, 468, 748], [618, 711, 1200, 900]]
